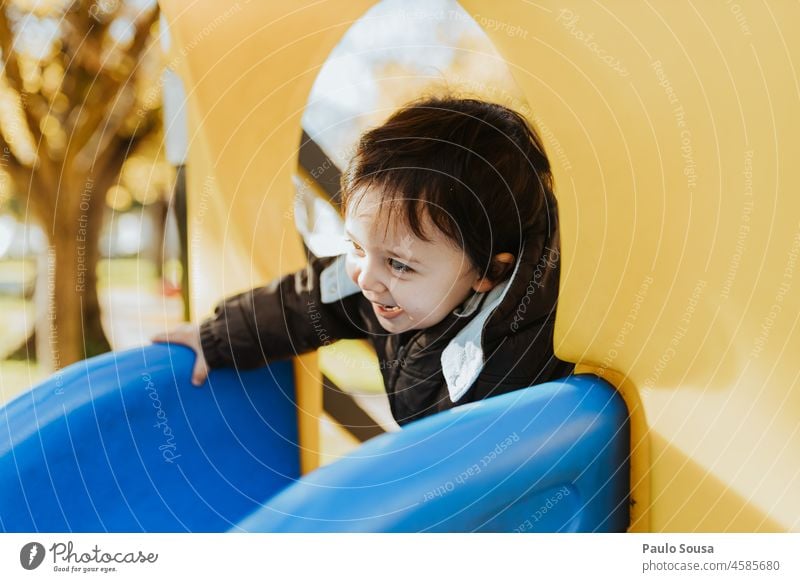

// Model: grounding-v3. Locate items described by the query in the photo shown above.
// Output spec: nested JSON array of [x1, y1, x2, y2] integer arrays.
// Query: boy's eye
[[388, 258, 412, 274], [345, 239, 365, 255]]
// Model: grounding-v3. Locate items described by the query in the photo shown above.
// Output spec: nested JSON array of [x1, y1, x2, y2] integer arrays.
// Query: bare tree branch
[[68, 5, 159, 163], [0, 126, 34, 189], [1, 131, 50, 226], [61, 0, 125, 93], [62, 10, 102, 77], [0, 5, 48, 147], [0, 1, 163, 367], [95, 123, 148, 183], [0, 116, 24, 167]]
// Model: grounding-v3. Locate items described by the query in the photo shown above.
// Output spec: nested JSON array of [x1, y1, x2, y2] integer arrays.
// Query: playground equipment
[[0, 345, 628, 532], [1, 0, 797, 532]]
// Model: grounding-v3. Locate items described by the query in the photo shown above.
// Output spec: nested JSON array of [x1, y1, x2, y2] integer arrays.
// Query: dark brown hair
[[341, 96, 556, 283]]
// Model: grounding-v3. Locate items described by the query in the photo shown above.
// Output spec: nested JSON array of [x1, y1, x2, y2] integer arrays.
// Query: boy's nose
[[355, 260, 387, 294]]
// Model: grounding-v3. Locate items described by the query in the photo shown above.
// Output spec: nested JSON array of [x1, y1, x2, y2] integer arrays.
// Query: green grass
[[0, 257, 163, 402], [0, 259, 36, 282], [0, 258, 159, 290], [97, 258, 159, 291], [0, 295, 30, 311], [0, 295, 34, 357], [0, 359, 44, 406]]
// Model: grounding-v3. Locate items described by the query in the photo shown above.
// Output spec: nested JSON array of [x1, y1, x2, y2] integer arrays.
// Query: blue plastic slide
[[237, 374, 630, 532], [0, 345, 300, 532], [0, 345, 629, 532]]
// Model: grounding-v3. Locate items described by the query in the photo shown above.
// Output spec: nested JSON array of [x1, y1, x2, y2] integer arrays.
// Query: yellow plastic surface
[[159, 0, 375, 473], [160, 0, 799, 531], [461, 0, 798, 532]]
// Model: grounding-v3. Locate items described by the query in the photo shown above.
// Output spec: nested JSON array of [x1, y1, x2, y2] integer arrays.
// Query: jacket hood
[[441, 214, 562, 402]]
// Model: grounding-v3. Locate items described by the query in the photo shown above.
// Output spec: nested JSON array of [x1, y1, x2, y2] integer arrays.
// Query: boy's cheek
[[344, 255, 360, 287]]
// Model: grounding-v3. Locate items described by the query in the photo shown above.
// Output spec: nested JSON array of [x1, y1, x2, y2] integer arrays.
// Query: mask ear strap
[[441, 276, 515, 403], [453, 290, 487, 318]]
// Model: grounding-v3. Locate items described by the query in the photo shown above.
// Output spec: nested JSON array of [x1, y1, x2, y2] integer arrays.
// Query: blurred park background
[[0, 0, 187, 406], [0, 0, 530, 457]]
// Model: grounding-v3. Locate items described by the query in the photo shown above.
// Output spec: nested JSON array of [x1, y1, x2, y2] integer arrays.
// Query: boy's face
[[344, 190, 481, 333]]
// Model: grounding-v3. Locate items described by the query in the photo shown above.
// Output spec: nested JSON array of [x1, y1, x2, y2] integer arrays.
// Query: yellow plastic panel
[[461, 0, 799, 531], [159, 0, 374, 473]]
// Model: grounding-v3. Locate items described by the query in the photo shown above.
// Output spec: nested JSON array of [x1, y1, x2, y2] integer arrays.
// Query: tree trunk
[[33, 188, 111, 372]]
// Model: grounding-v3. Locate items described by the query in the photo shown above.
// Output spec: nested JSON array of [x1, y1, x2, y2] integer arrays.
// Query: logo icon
[[20, 542, 46, 570]]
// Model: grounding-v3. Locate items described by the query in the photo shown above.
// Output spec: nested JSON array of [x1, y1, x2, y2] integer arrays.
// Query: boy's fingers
[[191, 360, 208, 387], [152, 325, 205, 385], [152, 332, 182, 344], [191, 366, 203, 386]]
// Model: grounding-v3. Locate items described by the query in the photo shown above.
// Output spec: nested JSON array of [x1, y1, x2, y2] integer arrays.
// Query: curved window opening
[[295, 0, 534, 456]]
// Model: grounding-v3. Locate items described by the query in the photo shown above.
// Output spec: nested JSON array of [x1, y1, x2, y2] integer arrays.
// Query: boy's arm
[[199, 253, 366, 369]]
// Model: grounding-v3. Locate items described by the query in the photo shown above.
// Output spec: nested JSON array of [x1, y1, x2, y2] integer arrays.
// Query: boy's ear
[[472, 253, 516, 293]]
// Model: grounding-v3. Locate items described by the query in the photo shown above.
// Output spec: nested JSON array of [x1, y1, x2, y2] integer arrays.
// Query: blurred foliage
[[0, 0, 167, 368], [0, 0, 170, 216]]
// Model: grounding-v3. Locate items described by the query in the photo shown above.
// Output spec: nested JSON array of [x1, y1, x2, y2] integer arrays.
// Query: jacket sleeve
[[199, 253, 367, 369]]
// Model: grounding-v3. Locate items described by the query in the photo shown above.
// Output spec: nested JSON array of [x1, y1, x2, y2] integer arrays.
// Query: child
[[154, 97, 573, 426]]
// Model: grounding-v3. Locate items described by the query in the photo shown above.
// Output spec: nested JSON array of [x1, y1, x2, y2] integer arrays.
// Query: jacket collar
[[440, 255, 522, 402], [320, 254, 360, 304]]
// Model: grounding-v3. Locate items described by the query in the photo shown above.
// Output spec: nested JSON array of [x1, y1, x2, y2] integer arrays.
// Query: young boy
[[154, 97, 573, 426]]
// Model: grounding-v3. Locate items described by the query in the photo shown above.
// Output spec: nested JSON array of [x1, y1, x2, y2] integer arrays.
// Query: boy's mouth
[[372, 301, 404, 319]]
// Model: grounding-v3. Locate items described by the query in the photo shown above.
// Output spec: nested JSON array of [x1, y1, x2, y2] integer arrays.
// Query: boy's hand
[[151, 323, 209, 387]]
